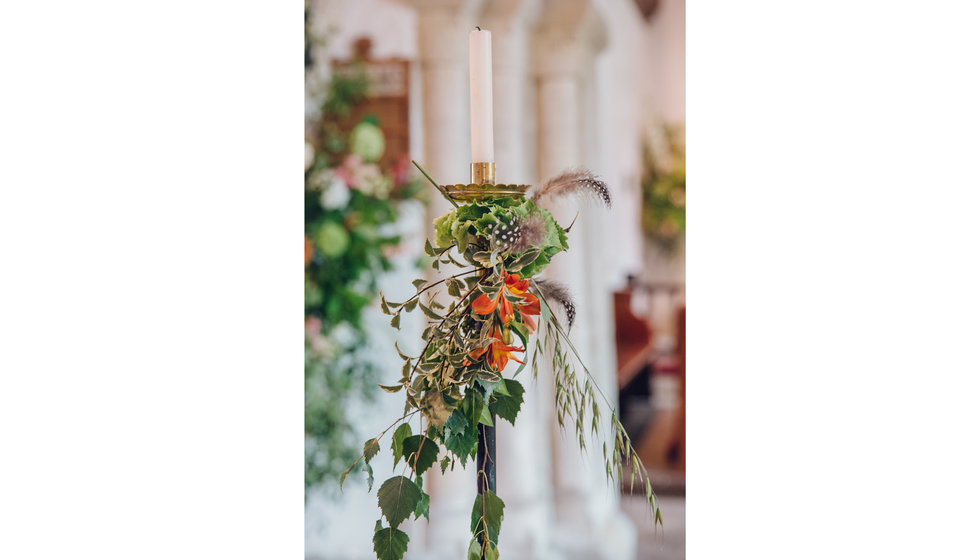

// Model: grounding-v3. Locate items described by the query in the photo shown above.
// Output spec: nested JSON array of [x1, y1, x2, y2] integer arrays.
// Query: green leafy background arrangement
[[339, 170, 662, 560], [641, 125, 686, 253], [305, 69, 424, 493]]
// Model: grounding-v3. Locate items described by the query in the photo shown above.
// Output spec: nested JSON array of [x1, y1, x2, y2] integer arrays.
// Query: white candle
[[469, 27, 494, 163]]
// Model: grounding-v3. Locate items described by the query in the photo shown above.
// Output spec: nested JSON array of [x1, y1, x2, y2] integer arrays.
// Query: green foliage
[[372, 526, 410, 560], [433, 197, 568, 277], [470, 489, 505, 547], [306, 340, 375, 492], [530, 283, 664, 527], [390, 423, 412, 468], [336, 163, 661, 560], [400, 435, 439, 476], [363, 438, 381, 465], [640, 124, 685, 253], [413, 490, 430, 521], [305, 67, 424, 494], [443, 410, 479, 467], [377, 476, 422, 528], [489, 379, 525, 426], [467, 538, 483, 560]]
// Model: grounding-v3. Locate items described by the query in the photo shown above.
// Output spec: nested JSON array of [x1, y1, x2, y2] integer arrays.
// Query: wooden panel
[[332, 39, 411, 172]]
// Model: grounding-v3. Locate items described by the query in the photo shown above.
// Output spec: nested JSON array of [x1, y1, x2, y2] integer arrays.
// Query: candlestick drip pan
[[443, 183, 530, 201]]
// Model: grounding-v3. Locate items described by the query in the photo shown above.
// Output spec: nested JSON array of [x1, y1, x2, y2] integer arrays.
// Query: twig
[[412, 159, 459, 208], [339, 409, 421, 483], [405, 269, 492, 384], [409, 268, 485, 301]]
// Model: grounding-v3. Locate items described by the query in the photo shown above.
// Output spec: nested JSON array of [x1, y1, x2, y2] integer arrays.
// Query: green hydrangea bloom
[[432, 197, 568, 277], [349, 121, 385, 162], [315, 221, 351, 258]]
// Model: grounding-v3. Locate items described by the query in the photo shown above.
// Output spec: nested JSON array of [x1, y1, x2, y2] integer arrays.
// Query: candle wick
[[475, 26, 481, 31]]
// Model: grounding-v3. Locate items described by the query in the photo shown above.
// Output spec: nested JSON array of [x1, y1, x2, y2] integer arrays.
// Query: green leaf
[[363, 438, 380, 465], [373, 526, 410, 560], [467, 392, 486, 429], [401, 435, 440, 476], [467, 538, 482, 560], [403, 298, 419, 312], [447, 279, 462, 298], [478, 401, 495, 427], [424, 238, 435, 257], [493, 380, 511, 396], [414, 490, 430, 521], [489, 379, 525, 426], [366, 463, 374, 492], [475, 369, 501, 383], [390, 314, 401, 330], [445, 409, 468, 438], [485, 542, 499, 560], [420, 303, 442, 320], [536, 285, 551, 325], [508, 249, 540, 269], [470, 489, 505, 543], [440, 455, 451, 474], [391, 423, 412, 468], [394, 342, 411, 360], [377, 476, 422, 528], [339, 458, 359, 492], [380, 294, 392, 315], [379, 384, 403, 393], [443, 426, 478, 466]]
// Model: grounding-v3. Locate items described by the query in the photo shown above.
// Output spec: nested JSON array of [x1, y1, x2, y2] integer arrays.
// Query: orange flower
[[468, 327, 525, 372], [517, 292, 540, 333], [504, 273, 530, 295], [472, 271, 540, 328]]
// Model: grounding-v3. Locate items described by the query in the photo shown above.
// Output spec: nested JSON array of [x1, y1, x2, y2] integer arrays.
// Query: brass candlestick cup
[[443, 161, 530, 201]]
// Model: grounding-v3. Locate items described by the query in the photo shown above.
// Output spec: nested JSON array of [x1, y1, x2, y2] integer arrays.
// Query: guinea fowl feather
[[532, 278, 576, 329], [527, 168, 611, 208], [502, 213, 547, 254]]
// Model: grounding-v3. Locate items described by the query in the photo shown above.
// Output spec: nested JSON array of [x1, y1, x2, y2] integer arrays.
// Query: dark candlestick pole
[[476, 414, 496, 557], [477, 416, 496, 493]]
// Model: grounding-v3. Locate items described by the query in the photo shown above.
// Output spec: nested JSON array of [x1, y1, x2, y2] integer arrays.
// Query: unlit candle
[[469, 28, 494, 163]]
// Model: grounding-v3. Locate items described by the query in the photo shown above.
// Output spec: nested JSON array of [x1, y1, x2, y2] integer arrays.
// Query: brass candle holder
[[443, 161, 530, 201]]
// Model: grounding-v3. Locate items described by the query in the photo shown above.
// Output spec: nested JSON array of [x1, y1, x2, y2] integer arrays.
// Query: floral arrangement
[[640, 125, 686, 253], [305, 69, 423, 493], [340, 169, 661, 560]]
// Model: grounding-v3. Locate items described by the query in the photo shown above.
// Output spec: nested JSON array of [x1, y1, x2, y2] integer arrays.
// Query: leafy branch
[[531, 280, 663, 526]]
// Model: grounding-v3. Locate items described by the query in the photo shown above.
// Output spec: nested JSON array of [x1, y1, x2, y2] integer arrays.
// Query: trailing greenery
[[339, 168, 661, 559]]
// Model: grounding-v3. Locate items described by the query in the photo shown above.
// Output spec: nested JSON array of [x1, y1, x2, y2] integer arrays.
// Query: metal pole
[[476, 413, 496, 557], [476, 416, 496, 493]]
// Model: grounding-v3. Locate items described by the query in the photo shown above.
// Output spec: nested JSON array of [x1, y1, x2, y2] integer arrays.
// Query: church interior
[[305, 1, 686, 558]]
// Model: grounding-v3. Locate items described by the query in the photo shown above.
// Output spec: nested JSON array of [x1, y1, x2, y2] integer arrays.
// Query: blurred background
[[305, 0, 685, 558]]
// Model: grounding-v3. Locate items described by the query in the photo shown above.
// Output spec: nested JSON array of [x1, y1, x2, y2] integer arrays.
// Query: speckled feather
[[532, 277, 576, 328], [527, 168, 611, 208], [503, 213, 547, 254]]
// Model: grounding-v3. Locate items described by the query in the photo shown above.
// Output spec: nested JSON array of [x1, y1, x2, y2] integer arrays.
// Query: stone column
[[534, 1, 637, 559], [400, 2, 486, 558]]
